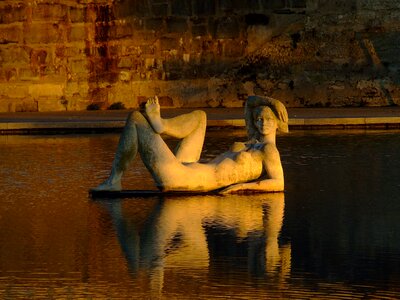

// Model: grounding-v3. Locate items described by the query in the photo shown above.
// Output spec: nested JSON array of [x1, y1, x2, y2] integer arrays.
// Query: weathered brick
[[118, 56, 133, 68], [214, 17, 240, 39], [171, 0, 192, 16], [160, 37, 178, 50], [70, 59, 89, 74], [0, 45, 30, 64], [0, 24, 22, 43], [1, 67, 18, 81], [33, 4, 68, 21], [193, 0, 216, 15], [0, 83, 29, 99], [140, 44, 156, 55], [261, 0, 287, 10], [145, 18, 164, 30], [289, 0, 306, 8], [0, 5, 26, 24], [24, 23, 62, 44], [70, 7, 85, 23], [167, 17, 188, 33], [152, 3, 168, 16], [14, 100, 39, 112], [110, 23, 133, 39], [232, 0, 260, 11], [219, 0, 233, 12], [130, 0, 152, 17], [316, 0, 357, 13], [192, 25, 208, 37], [158, 95, 173, 106], [36, 98, 66, 112], [70, 23, 86, 42], [18, 67, 37, 80], [224, 39, 246, 57]]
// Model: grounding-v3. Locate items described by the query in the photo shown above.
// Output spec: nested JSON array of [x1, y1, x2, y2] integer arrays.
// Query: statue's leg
[[145, 98, 207, 162], [164, 110, 206, 163], [92, 112, 139, 191], [132, 111, 190, 189]]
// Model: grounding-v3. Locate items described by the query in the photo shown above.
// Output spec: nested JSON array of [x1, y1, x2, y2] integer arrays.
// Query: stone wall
[[0, 0, 399, 111]]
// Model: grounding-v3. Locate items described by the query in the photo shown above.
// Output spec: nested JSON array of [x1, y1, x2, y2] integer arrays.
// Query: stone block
[[0, 83, 29, 99], [14, 99, 39, 112], [261, 0, 287, 10], [316, 0, 357, 13], [245, 14, 270, 26], [29, 83, 65, 98], [0, 24, 23, 43], [70, 23, 86, 42], [0, 45, 30, 65], [160, 37, 178, 50], [18, 67, 37, 80], [224, 39, 245, 57], [289, 0, 306, 8], [145, 18, 164, 30], [192, 25, 208, 37], [158, 96, 173, 106], [215, 17, 240, 39], [108, 81, 134, 105], [65, 81, 79, 97], [33, 4, 67, 21], [193, 0, 216, 15], [152, 3, 168, 17], [24, 23, 61, 44], [70, 7, 85, 23], [232, 0, 260, 11], [219, 0, 233, 12], [133, 0, 152, 17], [0, 5, 26, 24], [118, 57, 133, 68], [70, 59, 89, 74], [37, 98, 66, 112], [167, 17, 188, 33], [56, 44, 85, 58], [171, 0, 192, 16], [0, 67, 17, 81], [109, 23, 133, 39]]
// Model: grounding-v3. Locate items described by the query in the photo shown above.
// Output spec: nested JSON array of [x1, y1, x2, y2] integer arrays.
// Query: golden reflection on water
[[2, 133, 400, 298], [92, 193, 291, 298]]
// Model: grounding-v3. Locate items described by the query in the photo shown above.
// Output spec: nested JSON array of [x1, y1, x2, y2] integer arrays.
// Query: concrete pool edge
[[1, 107, 400, 134]]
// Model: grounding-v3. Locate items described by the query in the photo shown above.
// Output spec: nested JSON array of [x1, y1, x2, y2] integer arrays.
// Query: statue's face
[[254, 107, 277, 136]]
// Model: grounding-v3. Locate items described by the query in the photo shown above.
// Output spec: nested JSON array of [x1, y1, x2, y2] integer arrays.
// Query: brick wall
[[0, 0, 399, 111]]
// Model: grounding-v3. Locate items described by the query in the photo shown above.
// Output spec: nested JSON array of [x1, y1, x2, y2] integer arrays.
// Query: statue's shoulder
[[261, 143, 280, 157]]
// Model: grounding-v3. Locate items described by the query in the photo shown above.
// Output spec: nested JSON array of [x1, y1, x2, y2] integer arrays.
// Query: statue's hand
[[274, 100, 288, 124], [219, 183, 244, 195]]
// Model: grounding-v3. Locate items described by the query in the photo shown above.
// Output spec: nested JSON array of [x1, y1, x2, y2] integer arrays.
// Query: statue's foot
[[145, 96, 164, 133], [90, 179, 122, 192]]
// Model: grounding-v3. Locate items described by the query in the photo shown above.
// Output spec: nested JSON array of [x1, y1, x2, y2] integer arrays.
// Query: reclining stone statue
[[92, 95, 289, 194]]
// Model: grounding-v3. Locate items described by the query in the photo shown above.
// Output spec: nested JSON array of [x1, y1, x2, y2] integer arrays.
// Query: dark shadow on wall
[[356, 31, 400, 106], [85, 4, 119, 109]]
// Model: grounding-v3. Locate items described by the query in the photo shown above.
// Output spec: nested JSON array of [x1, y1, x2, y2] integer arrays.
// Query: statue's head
[[245, 96, 289, 141], [252, 106, 278, 136]]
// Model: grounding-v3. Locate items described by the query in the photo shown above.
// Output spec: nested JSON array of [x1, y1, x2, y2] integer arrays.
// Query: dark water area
[[0, 130, 400, 299]]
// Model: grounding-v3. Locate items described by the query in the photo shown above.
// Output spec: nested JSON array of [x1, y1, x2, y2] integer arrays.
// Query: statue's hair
[[245, 95, 289, 140]]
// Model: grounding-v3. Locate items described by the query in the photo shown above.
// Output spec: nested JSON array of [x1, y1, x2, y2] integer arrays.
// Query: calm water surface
[[1, 130, 400, 299]]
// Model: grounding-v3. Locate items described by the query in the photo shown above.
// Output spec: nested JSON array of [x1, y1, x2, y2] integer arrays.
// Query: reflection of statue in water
[[92, 95, 288, 193], [97, 193, 291, 296]]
